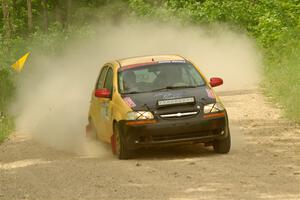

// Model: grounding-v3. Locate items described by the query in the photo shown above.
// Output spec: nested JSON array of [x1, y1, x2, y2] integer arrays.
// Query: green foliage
[[0, 0, 299, 143], [0, 1, 115, 142], [0, 68, 14, 111], [0, 114, 14, 143], [127, 0, 300, 122], [128, 0, 155, 17], [263, 28, 300, 123]]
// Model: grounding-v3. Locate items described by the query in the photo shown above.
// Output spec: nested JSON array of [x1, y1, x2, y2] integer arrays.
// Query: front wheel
[[111, 124, 134, 159], [213, 128, 231, 154]]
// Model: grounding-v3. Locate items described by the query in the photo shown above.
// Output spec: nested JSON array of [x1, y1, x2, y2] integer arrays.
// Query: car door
[[91, 66, 108, 140], [101, 67, 114, 142]]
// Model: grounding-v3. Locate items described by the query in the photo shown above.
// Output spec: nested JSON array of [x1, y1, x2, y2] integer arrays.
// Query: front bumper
[[118, 111, 229, 150]]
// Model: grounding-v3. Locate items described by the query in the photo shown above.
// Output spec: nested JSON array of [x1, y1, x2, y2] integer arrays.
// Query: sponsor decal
[[100, 102, 110, 119], [157, 60, 171, 64], [123, 97, 136, 108], [119, 60, 186, 71], [158, 60, 186, 64], [206, 88, 215, 99], [119, 62, 157, 71]]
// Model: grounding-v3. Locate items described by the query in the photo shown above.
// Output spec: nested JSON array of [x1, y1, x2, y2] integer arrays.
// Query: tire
[[86, 121, 97, 140], [112, 124, 133, 160], [213, 127, 231, 154]]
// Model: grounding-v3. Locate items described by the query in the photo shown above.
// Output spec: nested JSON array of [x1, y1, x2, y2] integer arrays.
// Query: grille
[[160, 111, 198, 118]]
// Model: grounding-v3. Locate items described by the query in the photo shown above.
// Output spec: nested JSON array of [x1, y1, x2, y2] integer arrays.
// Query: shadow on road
[[132, 144, 218, 160]]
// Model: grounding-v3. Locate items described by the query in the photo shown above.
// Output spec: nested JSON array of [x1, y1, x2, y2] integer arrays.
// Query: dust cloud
[[10, 22, 262, 156]]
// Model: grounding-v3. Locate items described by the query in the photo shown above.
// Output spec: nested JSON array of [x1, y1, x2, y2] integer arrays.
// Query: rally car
[[86, 54, 231, 159]]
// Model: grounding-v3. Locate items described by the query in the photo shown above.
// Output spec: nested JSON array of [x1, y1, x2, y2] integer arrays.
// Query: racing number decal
[[100, 102, 110, 119]]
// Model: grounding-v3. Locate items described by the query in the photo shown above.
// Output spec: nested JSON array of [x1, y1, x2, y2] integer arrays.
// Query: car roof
[[117, 54, 186, 67]]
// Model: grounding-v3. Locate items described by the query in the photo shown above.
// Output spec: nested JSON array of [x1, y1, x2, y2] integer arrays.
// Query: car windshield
[[118, 62, 206, 94]]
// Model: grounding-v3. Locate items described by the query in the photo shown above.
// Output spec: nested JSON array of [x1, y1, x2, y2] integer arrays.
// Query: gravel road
[[0, 90, 299, 200]]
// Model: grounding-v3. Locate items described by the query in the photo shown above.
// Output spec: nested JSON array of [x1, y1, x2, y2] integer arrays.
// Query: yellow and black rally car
[[86, 55, 230, 159]]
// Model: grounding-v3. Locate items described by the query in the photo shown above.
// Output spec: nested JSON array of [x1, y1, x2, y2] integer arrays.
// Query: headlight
[[204, 103, 224, 114], [126, 111, 154, 120]]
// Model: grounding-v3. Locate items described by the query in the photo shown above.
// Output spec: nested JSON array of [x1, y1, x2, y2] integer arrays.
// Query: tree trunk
[[12, 0, 17, 11], [55, 0, 63, 26], [65, 0, 72, 28], [2, 0, 11, 38], [42, 0, 48, 32], [27, 0, 33, 33]]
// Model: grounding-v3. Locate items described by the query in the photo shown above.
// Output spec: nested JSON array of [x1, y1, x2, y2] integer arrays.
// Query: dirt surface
[[0, 90, 299, 200]]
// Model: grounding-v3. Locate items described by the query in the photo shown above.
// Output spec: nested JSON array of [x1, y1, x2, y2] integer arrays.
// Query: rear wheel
[[112, 124, 133, 159], [213, 127, 231, 154]]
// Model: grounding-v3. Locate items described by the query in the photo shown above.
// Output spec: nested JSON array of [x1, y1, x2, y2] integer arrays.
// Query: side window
[[104, 68, 113, 92], [96, 67, 108, 89]]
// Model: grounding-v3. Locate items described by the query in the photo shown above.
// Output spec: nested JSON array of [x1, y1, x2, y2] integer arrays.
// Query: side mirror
[[210, 77, 223, 87], [95, 88, 111, 98]]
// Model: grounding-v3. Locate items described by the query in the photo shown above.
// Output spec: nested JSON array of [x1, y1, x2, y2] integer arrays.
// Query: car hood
[[121, 86, 217, 112]]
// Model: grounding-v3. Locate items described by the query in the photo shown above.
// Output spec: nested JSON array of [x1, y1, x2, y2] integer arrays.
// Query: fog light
[[126, 111, 154, 120], [204, 103, 224, 114]]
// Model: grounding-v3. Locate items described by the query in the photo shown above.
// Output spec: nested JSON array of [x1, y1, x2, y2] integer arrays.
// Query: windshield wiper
[[149, 85, 202, 92]]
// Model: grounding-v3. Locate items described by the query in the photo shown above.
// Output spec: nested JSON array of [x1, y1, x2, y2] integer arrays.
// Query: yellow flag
[[11, 52, 30, 72]]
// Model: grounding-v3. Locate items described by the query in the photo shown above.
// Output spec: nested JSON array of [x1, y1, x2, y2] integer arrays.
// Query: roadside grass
[[265, 69, 300, 123], [0, 66, 15, 143], [263, 40, 300, 123], [0, 115, 14, 143]]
